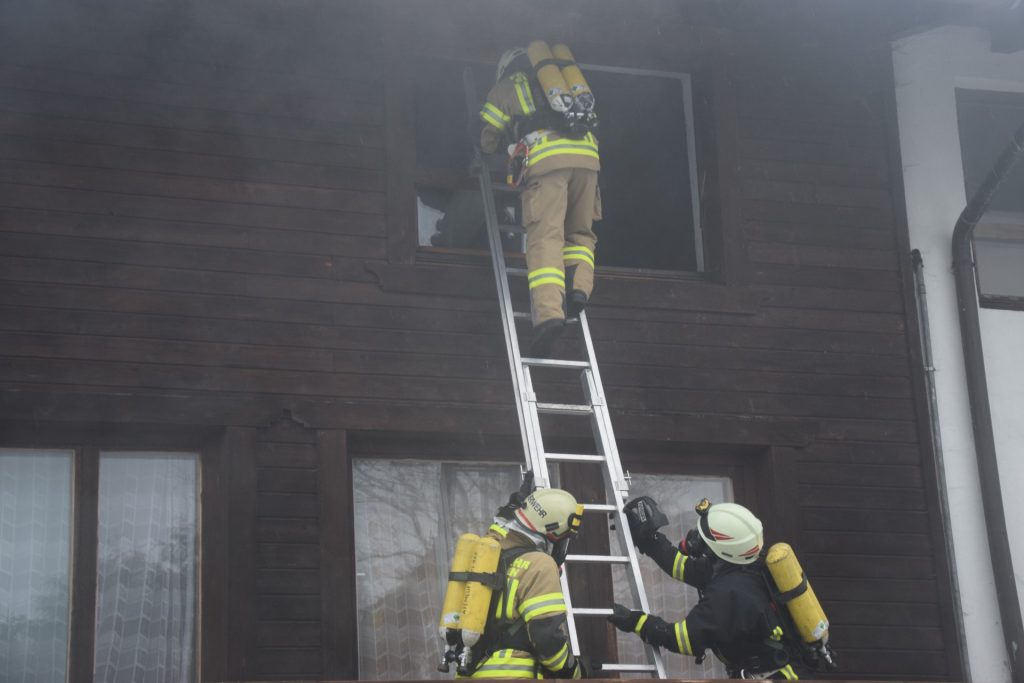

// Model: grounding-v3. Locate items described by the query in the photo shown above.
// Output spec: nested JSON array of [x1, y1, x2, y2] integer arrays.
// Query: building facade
[[0, 0, 989, 681]]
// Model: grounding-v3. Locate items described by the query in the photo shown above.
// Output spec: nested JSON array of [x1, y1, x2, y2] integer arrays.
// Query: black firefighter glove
[[608, 604, 678, 653], [679, 528, 708, 558], [624, 496, 668, 554], [608, 603, 647, 635], [495, 470, 536, 520]]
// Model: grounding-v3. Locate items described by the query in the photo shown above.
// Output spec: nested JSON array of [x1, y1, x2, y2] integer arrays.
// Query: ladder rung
[[499, 223, 526, 234], [545, 453, 605, 463], [536, 402, 593, 416], [513, 311, 531, 320], [600, 663, 659, 673], [520, 357, 589, 369], [491, 182, 521, 193], [581, 503, 616, 512], [571, 607, 614, 616], [506, 267, 527, 276], [564, 554, 630, 564]]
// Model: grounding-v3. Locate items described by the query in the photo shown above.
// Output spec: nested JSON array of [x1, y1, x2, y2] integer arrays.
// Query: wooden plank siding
[[0, 0, 961, 680]]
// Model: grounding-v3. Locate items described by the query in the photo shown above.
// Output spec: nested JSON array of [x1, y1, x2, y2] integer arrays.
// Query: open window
[[412, 58, 705, 272], [956, 89, 1024, 309]]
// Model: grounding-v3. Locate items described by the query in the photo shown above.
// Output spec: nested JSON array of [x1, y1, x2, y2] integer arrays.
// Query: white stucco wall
[[893, 25, 1024, 683]]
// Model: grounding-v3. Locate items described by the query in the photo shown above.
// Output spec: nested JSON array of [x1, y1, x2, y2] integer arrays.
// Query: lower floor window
[[94, 453, 199, 683], [0, 450, 73, 683], [352, 459, 733, 680], [353, 460, 522, 680], [0, 448, 199, 683]]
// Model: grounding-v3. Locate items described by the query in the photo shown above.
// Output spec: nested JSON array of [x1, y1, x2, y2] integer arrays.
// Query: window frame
[[385, 53, 747, 291], [1, 425, 220, 683], [412, 62, 706, 273]]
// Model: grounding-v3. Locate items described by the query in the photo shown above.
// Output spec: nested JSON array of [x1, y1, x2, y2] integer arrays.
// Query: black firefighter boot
[[529, 318, 565, 357], [564, 264, 588, 319]]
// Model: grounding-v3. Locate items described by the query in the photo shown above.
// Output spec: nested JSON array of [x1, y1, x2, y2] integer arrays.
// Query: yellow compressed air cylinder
[[551, 44, 594, 112], [528, 40, 573, 112], [766, 543, 830, 644], [459, 535, 502, 647], [439, 533, 478, 639]]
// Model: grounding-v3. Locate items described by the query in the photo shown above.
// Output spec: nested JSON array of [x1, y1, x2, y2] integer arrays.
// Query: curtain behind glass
[[353, 460, 520, 680], [0, 449, 73, 683], [93, 452, 198, 683], [610, 474, 732, 680]]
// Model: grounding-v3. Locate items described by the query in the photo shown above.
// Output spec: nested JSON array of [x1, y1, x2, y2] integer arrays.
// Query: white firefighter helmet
[[496, 47, 528, 83], [514, 488, 583, 541], [697, 502, 764, 565]]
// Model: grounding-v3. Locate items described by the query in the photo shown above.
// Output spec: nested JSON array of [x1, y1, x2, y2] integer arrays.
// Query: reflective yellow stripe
[[780, 664, 798, 680], [489, 523, 508, 537], [634, 614, 648, 634], [562, 246, 594, 268], [520, 592, 566, 622], [528, 267, 565, 290], [674, 620, 693, 655], [539, 642, 569, 670], [512, 73, 536, 115], [480, 104, 508, 130], [505, 578, 519, 620], [527, 133, 599, 166], [471, 651, 538, 679], [671, 553, 687, 581], [529, 276, 564, 289]]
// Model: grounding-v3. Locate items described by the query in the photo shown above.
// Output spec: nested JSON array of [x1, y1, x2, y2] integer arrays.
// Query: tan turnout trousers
[[521, 167, 601, 326]]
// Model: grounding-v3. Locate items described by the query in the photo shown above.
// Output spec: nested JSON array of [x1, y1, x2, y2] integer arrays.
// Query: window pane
[[353, 460, 521, 680], [976, 235, 1024, 299], [587, 69, 699, 271], [610, 474, 732, 679], [0, 449, 73, 683], [94, 452, 198, 683]]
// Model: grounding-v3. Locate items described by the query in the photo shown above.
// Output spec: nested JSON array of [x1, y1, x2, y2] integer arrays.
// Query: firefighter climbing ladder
[[464, 68, 667, 679]]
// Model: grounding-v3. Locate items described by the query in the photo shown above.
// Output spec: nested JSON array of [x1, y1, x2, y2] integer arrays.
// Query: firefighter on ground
[[453, 481, 591, 678], [479, 43, 602, 357], [609, 498, 802, 680]]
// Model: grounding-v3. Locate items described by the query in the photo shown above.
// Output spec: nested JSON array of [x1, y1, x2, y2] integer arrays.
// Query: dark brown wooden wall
[[0, 0, 958, 680]]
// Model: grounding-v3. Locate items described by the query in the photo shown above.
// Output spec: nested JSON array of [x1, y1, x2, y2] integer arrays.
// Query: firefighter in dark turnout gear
[[461, 486, 589, 679], [479, 45, 601, 357], [609, 498, 800, 680]]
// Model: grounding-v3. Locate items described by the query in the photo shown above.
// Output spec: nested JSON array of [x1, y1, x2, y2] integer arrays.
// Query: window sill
[[368, 249, 758, 315]]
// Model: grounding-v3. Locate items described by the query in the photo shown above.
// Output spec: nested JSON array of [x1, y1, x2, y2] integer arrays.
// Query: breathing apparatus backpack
[[525, 40, 598, 140], [437, 532, 503, 675], [763, 542, 838, 673], [437, 473, 539, 675]]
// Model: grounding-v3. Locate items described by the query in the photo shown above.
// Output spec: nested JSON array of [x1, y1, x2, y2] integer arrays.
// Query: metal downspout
[[950, 119, 1024, 683], [911, 249, 972, 681]]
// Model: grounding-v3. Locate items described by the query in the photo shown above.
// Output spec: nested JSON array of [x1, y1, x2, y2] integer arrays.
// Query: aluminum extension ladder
[[464, 68, 667, 679]]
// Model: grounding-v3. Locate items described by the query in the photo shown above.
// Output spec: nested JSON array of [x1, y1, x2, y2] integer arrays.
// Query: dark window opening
[[956, 89, 1024, 307], [412, 58, 703, 272]]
